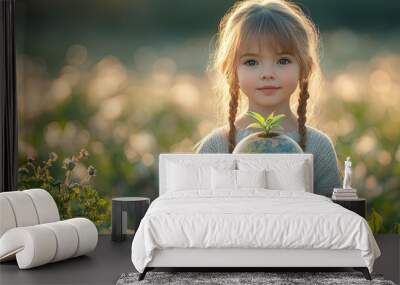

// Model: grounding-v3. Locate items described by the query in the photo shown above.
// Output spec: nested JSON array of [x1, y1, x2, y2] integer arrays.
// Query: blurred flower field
[[17, 30, 399, 233]]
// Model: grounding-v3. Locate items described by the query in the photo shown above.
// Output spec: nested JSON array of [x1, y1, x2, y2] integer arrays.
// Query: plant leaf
[[246, 122, 264, 130], [269, 121, 284, 130], [270, 114, 286, 125], [247, 111, 265, 125], [367, 208, 383, 234], [266, 112, 275, 121], [263, 112, 275, 127]]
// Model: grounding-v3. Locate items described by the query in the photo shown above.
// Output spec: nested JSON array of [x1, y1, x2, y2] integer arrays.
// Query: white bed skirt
[[147, 248, 366, 268]]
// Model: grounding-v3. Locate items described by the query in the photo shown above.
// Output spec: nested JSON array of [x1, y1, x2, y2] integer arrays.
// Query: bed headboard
[[158, 153, 313, 196]]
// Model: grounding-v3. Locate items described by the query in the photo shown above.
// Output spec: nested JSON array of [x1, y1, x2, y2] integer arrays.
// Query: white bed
[[131, 153, 381, 281]]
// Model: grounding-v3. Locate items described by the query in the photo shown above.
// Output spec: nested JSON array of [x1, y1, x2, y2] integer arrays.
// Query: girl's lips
[[256, 86, 281, 90], [257, 87, 281, 95]]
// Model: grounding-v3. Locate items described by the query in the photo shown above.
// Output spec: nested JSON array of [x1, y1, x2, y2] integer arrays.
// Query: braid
[[297, 80, 310, 151], [228, 79, 240, 153]]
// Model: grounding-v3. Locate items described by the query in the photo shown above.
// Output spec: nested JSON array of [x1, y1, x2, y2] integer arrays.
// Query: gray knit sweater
[[194, 125, 342, 197]]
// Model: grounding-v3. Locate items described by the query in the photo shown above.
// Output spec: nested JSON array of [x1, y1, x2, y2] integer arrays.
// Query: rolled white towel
[[0, 189, 59, 238], [64, 218, 98, 257], [0, 196, 17, 237], [0, 225, 57, 269], [0, 218, 98, 269], [24, 189, 60, 224], [0, 191, 39, 227], [42, 221, 79, 262]]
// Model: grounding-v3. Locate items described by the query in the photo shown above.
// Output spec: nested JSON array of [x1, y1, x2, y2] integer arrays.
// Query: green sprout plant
[[246, 111, 286, 137], [232, 110, 303, 154], [17, 149, 109, 229]]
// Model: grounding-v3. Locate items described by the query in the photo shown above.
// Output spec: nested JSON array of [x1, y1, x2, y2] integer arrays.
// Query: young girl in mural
[[194, 0, 341, 197]]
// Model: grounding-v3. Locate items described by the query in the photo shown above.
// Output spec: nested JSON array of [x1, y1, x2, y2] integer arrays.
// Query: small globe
[[233, 131, 303, 154]]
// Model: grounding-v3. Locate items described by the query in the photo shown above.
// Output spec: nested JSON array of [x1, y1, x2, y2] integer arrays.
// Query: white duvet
[[131, 189, 381, 273]]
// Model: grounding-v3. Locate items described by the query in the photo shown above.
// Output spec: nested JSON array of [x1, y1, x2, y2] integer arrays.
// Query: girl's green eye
[[278, 58, 291, 65], [244, 59, 258, 66]]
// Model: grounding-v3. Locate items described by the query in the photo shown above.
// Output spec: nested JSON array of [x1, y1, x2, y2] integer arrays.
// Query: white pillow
[[167, 162, 209, 191], [211, 168, 268, 190], [166, 160, 235, 191], [237, 159, 309, 192], [236, 169, 267, 188], [267, 162, 307, 192], [211, 168, 236, 190]]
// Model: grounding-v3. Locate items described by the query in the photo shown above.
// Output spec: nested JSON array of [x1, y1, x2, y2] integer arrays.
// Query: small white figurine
[[343, 156, 352, 190]]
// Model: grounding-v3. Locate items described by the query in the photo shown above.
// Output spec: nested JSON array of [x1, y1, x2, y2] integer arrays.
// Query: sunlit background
[[16, 0, 400, 233]]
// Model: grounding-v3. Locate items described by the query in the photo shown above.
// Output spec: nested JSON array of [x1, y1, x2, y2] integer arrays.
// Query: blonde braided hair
[[297, 80, 310, 151]]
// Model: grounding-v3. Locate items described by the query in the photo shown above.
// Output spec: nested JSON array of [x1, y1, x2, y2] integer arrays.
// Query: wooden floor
[[0, 235, 134, 285]]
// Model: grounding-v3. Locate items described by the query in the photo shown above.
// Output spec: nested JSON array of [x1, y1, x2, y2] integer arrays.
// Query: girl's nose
[[260, 65, 275, 80], [260, 73, 274, 80]]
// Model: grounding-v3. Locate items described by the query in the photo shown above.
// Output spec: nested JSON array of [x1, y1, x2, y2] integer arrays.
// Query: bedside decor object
[[332, 188, 359, 200], [0, 188, 98, 269], [112, 197, 150, 242], [233, 111, 303, 154], [343, 156, 353, 189], [332, 157, 358, 200], [332, 198, 366, 218]]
